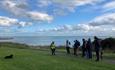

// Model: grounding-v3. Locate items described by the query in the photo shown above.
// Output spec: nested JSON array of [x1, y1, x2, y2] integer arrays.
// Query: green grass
[[0, 47, 115, 70]]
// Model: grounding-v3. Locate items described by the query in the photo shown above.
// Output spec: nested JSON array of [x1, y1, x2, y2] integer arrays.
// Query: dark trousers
[[87, 49, 92, 59], [82, 49, 86, 57], [74, 48, 78, 55], [96, 51, 99, 61], [100, 51, 103, 60], [51, 49, 55, 55], [66, 47, 70, 54]]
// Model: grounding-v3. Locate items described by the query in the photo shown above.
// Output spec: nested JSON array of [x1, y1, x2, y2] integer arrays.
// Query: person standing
[[99, 39, 103, 60], [66, 40, 71, 54], [86, 38, 92, 59], [93, 36, 101, 61], [50, 41, 56, 55], [100, 47, 103, 60], [81, 39, 86, 57], [73, 40, 80, 56]]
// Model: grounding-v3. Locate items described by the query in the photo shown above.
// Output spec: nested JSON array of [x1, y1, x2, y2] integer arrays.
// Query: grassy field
[[0, 46, 115, 70]]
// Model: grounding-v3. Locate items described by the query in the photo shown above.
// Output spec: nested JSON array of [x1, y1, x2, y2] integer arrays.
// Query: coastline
[[0, 37, 115, 51]]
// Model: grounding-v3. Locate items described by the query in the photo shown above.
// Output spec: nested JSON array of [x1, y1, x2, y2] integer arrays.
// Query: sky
[[0, 0, 115, 36]]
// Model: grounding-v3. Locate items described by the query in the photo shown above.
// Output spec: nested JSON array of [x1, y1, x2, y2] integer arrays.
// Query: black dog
[[4, 54, 13, 59]]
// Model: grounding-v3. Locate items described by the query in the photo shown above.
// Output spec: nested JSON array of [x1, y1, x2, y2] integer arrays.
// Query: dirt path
[[105, 59, 115, 64], [37, 49, 115, 64]]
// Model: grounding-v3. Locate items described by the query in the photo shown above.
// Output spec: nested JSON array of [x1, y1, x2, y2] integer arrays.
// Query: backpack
[[77, 41, 80, 46]]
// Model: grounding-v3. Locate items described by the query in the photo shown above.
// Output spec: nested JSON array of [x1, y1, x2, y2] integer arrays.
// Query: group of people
[[50, 36, 103, 61]]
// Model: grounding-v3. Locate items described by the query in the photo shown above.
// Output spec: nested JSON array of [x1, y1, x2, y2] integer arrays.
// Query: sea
[[0, 36, 112, 46]]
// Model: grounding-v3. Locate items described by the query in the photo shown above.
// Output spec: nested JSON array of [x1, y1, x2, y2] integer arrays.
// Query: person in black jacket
[[86, 38, 92, 59], [81, 39, 86, 57], [73, 40, 80, 56], [93, 36, 101, 61]]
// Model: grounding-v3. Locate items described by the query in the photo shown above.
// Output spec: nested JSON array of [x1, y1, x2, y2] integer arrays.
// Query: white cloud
[[89, 13, 115, 26], [38, 24, 91, 32], [1, 0, 28, 16], [27, 11, 53, 23], [103, 1, 115, 12], [0, 0, 53, 23], [38, 12, 115, 35], [0, 16, 18, 26], [37, 0, 102, 15], [53, 0, 99, 11], [18, 21, 32, 27], [0, 16, 31, 27], [0, 0, 105, 24], [37, 0, 51, 7], [1, 0, 115, 36]]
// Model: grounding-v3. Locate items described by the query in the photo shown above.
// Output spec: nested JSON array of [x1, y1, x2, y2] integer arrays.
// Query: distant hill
[[0, 42, 29, 49], [0, 37, 13, 40]]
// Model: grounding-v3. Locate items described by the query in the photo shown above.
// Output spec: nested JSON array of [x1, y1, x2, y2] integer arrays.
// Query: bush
[[101, 37, 115, 50]]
